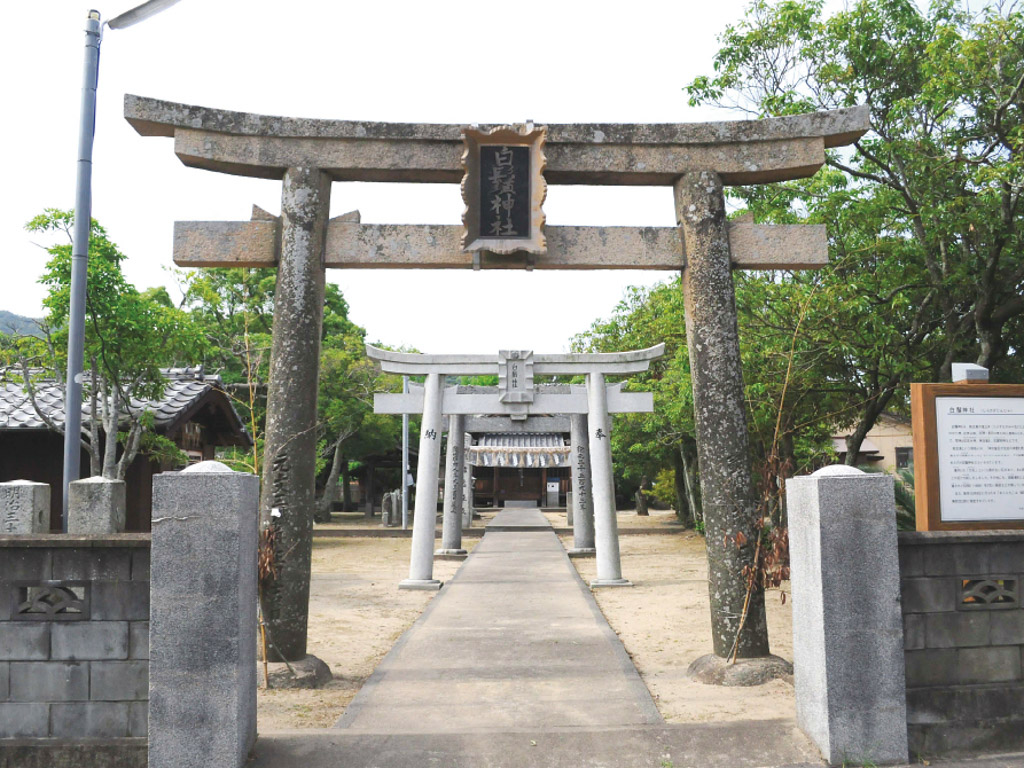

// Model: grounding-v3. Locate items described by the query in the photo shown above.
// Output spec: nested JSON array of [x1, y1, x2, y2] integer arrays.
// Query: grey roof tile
[[0, 367, 234, 433]]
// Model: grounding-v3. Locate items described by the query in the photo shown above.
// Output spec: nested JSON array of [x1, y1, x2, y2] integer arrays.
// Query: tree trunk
[[843, 389, 895, 466], [115, 420, 144, 482], [680, 439, 702, 529], [101, 381, 119, 480], [315, 438, 345, 522], [670, 447, 692, 527], [89, 361, 101, 477], [341, 457, 351, 511]]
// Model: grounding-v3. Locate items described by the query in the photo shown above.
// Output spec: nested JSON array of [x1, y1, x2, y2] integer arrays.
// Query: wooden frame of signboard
[[911, 382, 1024, 531]]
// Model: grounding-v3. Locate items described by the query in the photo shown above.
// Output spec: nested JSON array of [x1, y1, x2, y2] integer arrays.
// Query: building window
[[895, 447, 913, 469]]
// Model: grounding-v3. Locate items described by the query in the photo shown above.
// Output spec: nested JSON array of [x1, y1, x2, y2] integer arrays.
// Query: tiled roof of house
[[0, 367, 244, 436]]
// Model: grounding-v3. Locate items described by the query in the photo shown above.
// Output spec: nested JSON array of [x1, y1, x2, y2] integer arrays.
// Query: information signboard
[[911, 383, 1024, 530]]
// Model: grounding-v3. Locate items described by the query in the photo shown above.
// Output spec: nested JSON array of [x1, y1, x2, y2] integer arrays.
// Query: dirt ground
[[256, 509, 795, 730]]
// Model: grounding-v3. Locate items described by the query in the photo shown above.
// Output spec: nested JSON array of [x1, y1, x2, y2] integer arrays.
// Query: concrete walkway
[[249, 509, 823, 767], [336, 507, 660, 732]]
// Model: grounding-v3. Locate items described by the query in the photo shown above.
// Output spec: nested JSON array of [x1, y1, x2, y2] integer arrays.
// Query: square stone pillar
[[148, 461, 260, 768], [68, 477, 125, 534], [0, 480, 50, 534], [787, 466, 908, 766]]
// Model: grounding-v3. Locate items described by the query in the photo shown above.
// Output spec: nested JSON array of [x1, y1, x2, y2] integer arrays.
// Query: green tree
[[13, 209, 206, 478], [686, 0, 1024, 459], [179, 267, 403, 514]]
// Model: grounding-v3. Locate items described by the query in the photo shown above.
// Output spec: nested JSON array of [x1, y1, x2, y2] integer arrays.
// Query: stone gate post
[[437, 414, 467, 555], [462, 447, 474, 528], [787, 466, 908, 766], [586, 372, 628, 587], [149, 462, 260, 768], [402, 373, 444, 589], [259, 166, 331, 661], [569, 414, 596, 555]]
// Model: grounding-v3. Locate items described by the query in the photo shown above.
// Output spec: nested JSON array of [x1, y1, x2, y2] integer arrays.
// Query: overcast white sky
[[5, 1, 792, 354]]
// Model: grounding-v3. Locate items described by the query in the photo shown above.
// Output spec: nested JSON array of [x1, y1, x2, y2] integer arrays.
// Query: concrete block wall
[[0, 536, 150, 742], [899, 531, 1024, 756]]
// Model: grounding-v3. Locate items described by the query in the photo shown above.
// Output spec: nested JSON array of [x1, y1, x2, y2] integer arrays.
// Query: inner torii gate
[[368, 345, 663, 589], [126, 95, 868, 662]]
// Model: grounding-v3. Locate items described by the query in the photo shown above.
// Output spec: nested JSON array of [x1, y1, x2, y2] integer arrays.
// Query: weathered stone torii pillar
[[369, 346, 663, 588], [126, 95, 868, 662]]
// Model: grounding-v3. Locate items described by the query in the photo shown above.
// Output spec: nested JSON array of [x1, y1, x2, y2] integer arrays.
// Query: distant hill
[[0, 311, 42, 337]]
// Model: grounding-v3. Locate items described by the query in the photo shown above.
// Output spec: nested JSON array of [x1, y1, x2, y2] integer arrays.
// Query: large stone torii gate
[[368, 345, 662, 589], [126, 95, 868, 662]]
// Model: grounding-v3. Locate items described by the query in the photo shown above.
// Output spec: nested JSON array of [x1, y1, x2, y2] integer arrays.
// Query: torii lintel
[[125, 94, 868, 186]]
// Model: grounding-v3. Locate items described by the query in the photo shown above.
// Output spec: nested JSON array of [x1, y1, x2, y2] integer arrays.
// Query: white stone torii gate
[[367, 345, 663, 589]]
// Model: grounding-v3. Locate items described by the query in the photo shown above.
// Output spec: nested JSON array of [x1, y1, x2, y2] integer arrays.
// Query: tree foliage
[[685, 0, 1023, 463], [8, 210, 206, 478]]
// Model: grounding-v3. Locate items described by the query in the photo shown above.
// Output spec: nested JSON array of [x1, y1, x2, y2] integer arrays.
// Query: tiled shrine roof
[[0, 367, 248, 442]]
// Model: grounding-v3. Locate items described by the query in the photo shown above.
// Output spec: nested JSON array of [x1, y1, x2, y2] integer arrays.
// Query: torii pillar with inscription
[[126, 95, 868, 664]]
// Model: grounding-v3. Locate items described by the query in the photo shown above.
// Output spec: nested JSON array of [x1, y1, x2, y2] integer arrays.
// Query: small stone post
[[462, 449, 474, 528], [259, 166, 331, 661], [787, 466, 908, 766], [401, 373, 443, 589], [586, 373, 628, 586], [67, 477, 125, 534], [149, 461, 260, 768], [569, 414, 596, 555], [0, 480, 50, 534], [437, 414, 467, 555], [675, 171, 768, 658]]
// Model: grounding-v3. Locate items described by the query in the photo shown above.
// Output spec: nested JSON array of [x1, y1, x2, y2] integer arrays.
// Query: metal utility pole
[[61, 1, 183, 530], [62, 10, 102, 531]]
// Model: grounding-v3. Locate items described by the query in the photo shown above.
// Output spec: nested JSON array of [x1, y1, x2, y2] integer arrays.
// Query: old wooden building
[[0, 367, 251, 530]]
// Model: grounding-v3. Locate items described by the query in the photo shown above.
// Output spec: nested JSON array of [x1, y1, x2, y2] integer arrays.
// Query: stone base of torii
[[368, 346, 664, 589]]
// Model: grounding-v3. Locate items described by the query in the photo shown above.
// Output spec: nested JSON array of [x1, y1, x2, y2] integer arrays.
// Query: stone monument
[[0, 480, 50, 534]]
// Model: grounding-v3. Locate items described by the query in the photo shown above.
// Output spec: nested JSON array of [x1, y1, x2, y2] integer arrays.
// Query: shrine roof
[[0, 368, 250, 446]]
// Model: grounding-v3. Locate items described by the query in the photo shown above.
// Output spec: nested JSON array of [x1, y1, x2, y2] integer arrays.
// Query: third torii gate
[[368, 345, 662, 589]]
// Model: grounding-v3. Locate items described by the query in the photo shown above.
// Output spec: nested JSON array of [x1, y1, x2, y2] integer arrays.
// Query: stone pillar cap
[[182, 460, 234, 474], [3, 479, 46, 485], [811, 465, 866, 477], [73, 476, 124, 483], [951, 362, 989, 383]]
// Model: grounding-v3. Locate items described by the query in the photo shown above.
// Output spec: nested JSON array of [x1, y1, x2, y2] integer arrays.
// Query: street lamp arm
[[107, 0, 182, 30]]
